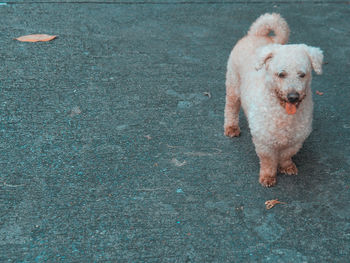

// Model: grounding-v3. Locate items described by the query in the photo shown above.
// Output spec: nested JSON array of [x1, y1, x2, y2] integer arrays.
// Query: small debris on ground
[[171, 158, 187, 167], [15, 34, 57, 42], [316, 90, 324, 96], [70, 106, 82, 117], [265, 199, 286, 210], [176, 188, 184, 193], [203, 92, 211, 98], [144, 135, 152, 140]]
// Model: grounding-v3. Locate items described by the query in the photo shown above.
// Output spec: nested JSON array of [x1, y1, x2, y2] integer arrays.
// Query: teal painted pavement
[[0, 1, 349, 262]]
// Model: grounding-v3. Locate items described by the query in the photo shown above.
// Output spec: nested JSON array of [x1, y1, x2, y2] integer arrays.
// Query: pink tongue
[[285, 102, 297, 115]]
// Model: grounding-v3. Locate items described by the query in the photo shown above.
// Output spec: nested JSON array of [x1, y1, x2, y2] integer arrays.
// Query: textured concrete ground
[[0, 1, 349, 262]]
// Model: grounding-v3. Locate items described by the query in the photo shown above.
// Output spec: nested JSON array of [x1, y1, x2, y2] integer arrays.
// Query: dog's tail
[[247, 13, 289, 44]]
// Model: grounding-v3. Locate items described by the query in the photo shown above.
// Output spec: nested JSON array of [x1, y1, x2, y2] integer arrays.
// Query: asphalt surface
[[0, 1, 349, 262]]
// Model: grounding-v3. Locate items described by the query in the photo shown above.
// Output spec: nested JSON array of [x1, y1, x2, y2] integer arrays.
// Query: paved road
[[0, 1, 349, 262]]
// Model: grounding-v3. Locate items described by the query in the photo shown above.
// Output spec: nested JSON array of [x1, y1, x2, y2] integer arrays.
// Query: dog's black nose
[[287, 92, 300, 103]]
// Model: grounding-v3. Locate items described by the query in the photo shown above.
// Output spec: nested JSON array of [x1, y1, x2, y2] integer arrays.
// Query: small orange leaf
[[265, 199, 286, 210], [15, 34, 57, 42], [316, 90, 324, 96]]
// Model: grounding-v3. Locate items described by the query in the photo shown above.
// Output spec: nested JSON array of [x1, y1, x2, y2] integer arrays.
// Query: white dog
[[224, 13, 323, 187]]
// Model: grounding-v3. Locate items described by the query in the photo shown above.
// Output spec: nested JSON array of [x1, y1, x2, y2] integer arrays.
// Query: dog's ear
[[302, 45, 323, 75], [255, 45, 274, 71]]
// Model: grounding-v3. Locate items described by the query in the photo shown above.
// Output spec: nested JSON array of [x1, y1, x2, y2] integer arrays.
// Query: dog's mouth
[[274, 89, 305, 115]]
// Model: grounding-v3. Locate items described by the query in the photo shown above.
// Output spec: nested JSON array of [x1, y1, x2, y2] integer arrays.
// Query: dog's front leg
[[278, 144, 302, 175], [257, 152, 278, 187]]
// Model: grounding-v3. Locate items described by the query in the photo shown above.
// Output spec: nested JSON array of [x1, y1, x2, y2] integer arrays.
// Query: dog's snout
[[287, 92, 300, 103]]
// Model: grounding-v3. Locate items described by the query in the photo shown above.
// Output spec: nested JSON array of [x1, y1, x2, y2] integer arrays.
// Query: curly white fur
[[224, 13, 323, 187]]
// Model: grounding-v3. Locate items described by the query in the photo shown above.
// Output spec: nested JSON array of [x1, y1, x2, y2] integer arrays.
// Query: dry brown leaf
[[15, 34, 57, 42], [316, 90, 324, 96], [265, 199, 286, 210]]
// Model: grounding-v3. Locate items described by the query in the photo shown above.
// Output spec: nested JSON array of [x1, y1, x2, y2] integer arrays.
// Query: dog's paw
[[224, 126, 241, 137], [279, 162, 298, 175], [259, 174, 277, 187]]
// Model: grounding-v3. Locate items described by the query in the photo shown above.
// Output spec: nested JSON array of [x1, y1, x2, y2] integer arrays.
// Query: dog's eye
[[298, 72, 306, 78], [277, 72, 286, 78]]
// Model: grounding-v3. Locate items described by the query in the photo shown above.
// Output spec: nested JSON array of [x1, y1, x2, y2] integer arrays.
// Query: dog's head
[[255, 44, 323, 115]]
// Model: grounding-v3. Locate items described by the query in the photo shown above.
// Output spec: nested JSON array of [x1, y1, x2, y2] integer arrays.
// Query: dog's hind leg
[[224, 66, 241, 137]]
